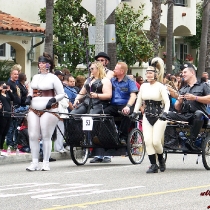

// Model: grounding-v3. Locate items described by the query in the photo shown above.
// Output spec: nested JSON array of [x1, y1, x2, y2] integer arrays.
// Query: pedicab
[[64, 113, 145, 165], [163, 116, 210, 170]]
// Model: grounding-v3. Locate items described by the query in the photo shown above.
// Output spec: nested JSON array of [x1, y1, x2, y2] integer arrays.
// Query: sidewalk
[[0, 150, 71, 165]]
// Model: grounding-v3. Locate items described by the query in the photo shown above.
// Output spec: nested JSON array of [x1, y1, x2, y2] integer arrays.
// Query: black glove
[[159, 112, 168, 121], [130, 112, 138, 119], [25, 96, 32, 105], [46, 98, 56, 109]]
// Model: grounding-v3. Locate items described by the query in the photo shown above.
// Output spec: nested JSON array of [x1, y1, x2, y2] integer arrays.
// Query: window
[[174, 0, 187, 7], [150, 0, 165, 3], [149, 0, 187, 6], [0, 44, 6, 57], [10, 46, 15, 57], [180, 44, 188, 61]]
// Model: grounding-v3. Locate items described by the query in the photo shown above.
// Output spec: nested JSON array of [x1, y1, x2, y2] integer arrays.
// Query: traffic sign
[[88, 24, 116, 45], [81, 0, 121, 20]]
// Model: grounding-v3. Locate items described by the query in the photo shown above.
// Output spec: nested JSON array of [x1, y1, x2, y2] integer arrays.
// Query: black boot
[[147, 154, 158, 173], [158, 153, 166, 172], [146, 164, 159, 173], [185, 139, 201, 151], [159, 159, 166, 172]]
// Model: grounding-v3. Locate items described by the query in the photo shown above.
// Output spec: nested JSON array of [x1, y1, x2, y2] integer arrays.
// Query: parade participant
[[162, 63, 210, 151], [90, 52, 113, 163], [95, 52, 114, 79], [72, 61, 112, 114], [133, 57, 170, 173], [104, 62, 138, 143], [25, 52, 65, 171]]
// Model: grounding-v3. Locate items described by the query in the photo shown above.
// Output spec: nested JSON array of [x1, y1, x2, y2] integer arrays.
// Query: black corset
[[144, 100, 162, 126]]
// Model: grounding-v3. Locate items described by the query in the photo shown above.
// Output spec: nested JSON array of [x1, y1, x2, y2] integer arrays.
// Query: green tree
[[39, 0, 95, 74], [115, 3, 154, 67], [0, 60, 13, 81], [39, 1, 153, 72]]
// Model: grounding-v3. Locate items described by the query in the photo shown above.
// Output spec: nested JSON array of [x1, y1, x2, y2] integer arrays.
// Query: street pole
[[95, 0, 105, 55]]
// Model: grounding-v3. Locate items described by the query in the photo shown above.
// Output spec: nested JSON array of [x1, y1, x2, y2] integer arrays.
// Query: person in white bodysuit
[[133, 57, 170, 173], [25, 52, 65, 171]]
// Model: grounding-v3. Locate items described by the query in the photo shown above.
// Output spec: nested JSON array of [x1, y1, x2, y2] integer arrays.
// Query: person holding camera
[[0, 82, 14, 151], [162, 63, 210, 151]]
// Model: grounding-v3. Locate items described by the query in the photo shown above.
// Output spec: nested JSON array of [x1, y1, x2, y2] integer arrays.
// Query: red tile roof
[[0, 10, 45, 34]]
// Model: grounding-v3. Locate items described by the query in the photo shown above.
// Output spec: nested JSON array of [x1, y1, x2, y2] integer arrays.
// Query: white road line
[[35, 186, 145, 200], [65, 165, 134, 174], [0, 183, 59, 191]]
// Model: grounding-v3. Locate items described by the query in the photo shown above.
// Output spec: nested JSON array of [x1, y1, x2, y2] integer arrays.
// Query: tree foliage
[[0, 60, 14, 81], [39, 0, 95, 75], [115, 4, 154, 66], [39, 1, 154, 73]]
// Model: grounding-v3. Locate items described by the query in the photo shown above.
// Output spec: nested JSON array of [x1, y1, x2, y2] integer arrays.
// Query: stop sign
[[81, 0, 121, 20]]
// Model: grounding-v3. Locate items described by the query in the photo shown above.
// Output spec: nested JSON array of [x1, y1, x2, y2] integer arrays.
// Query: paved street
[[0, 154, 210, 210]]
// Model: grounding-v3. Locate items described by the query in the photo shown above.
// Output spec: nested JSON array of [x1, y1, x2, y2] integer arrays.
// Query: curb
[[0, 151, 71, 165]]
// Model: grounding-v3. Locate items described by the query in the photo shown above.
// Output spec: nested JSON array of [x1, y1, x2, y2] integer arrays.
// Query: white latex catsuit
[[134, 82, 170, 155], [27, 73, 65, 165]]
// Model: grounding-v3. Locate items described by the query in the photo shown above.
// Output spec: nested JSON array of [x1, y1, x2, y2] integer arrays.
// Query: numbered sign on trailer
[[82, 117, 93, 131]]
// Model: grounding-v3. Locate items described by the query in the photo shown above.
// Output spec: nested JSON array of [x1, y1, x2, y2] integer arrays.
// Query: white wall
[[0, 0, 45, 25], [120, 0, 196, 36]]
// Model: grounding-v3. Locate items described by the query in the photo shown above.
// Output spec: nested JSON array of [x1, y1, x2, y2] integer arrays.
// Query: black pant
[[0, 117, 11, 149], [103, 104, 134, 139], [167, 110, 208, 140], [71, 103, 108, 114]]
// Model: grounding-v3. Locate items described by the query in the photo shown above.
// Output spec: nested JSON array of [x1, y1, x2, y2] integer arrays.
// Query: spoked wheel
[[70, 147, 89, 165], [202, 136, 210, 170], [127, 128, 145, 164]]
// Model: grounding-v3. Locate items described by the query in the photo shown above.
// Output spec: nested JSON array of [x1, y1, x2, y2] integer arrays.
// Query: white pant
[[142, 116, 167, 155], [54, 120, 64, 152], [27, 110, 59, 162]]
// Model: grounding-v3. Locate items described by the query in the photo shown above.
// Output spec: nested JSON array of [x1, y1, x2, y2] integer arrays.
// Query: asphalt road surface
[[0, 154, 210, 210]]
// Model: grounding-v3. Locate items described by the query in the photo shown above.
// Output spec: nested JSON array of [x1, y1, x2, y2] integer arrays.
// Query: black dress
[[71, 78, 110, 114]]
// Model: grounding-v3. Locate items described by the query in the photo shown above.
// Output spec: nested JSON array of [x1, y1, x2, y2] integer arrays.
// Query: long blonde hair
[[91, 61, 106, 79]]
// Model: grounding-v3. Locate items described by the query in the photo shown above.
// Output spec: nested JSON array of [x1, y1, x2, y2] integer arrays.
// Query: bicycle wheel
[[202, 135, 210, 170], [70, 147, 89, 165], [127, 128, 145, 164]]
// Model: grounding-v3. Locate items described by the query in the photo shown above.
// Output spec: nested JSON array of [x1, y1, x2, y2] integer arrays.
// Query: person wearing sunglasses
[[94, 52, 114, 79], [72, 61, 112, 114]]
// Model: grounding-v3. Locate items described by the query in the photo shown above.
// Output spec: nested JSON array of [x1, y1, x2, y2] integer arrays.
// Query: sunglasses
[[97, 59, 105, 62]]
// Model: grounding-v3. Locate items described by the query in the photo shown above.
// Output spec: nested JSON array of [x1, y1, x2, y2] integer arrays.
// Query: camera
[[3, 85, 7, 89]]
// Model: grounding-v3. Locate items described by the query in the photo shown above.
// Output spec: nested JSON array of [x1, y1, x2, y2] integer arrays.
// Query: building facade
[[0, 0, 198, 79]]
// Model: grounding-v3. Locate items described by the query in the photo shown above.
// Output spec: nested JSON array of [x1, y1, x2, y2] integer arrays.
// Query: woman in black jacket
[[0, 81, 14, 150]]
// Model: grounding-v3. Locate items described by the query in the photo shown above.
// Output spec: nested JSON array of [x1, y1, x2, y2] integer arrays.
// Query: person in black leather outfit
[[72, 61, 112, 114], [162, 63, 210, 151]]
